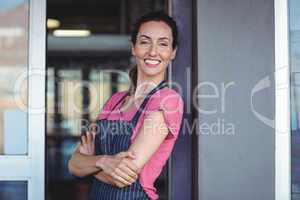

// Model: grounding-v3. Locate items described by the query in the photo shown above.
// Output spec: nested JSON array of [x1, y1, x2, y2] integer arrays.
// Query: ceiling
[[46, 0, 167, 58], [47, 0, 167, 35]]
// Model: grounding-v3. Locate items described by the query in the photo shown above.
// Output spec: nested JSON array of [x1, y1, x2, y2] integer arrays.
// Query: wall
[[197, 0, 275, 199]]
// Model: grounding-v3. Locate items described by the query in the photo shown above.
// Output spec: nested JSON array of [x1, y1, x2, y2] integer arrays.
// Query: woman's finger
[[86, 131, 92, 144], [119, 164, 138, 180], [81, 135, 87, 146], [122, 159, 139, 173], [79, 143, 88, 155], [85, 131, 93, 151], [117, 151, 136, 159], [79, 145, 85, 154], [90, 122, 97, 133], [114, 168, 136, 184], [101, 171, 125, 187], [114, 181, 126, 188], [92, 131, 96, 141], [110, 172, 131, 186]]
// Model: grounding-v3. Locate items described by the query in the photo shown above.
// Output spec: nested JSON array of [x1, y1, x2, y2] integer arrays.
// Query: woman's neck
[[134, 70, 165, 98]]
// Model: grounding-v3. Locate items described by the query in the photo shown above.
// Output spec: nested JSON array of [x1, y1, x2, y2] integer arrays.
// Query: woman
[[68, 11, 184, 200]]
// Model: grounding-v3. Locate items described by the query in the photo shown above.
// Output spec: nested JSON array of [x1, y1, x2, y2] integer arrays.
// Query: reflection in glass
[[46, 67, 131, 200], [89, 70, 112, 121], [0, 0, 28, 155], [290, 0, 300, 199], [0, 181, 27, 200], [59, 69, 82, 135]]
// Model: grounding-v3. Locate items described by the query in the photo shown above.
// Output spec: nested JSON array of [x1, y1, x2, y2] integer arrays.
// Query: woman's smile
[[144, 58, 161, 68]]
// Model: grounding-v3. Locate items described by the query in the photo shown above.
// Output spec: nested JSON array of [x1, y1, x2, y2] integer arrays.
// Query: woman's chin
[[142, 70, 164, 78]]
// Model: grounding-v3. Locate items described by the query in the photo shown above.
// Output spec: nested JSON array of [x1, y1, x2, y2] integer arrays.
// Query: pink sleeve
[[143, 89, 184, 139]]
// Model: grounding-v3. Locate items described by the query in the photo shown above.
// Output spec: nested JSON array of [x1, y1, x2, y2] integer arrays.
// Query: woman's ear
[[131, 43, 136, 56], [171, 47, 177, 60]]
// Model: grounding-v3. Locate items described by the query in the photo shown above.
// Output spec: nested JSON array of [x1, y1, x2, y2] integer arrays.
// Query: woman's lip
[[145, 63, 159, 68]]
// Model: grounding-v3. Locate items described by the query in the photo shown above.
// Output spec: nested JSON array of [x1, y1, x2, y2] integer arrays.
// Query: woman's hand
[[78, 127, 139, 187], [79, 131, 95, 156], [96, 151, 140, 187], [68, 129, 101, 178], [94, 171, 131, 188], [94, 171, 116, 185]]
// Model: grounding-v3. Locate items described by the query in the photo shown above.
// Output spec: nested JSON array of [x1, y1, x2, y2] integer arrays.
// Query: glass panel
[[89, 70, 112, 121], [290, 0, 300, 199], [117, 71, 131, 92], [59, 69, 82, 135], [0, 0, 28, 155], [0, 181, 27, 200], [47, 68, 55, 133]]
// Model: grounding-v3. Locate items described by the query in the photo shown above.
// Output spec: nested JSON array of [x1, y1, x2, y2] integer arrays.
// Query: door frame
[[0, 0, 46, 199], [275, 0, 291, 200], [169, 0, 198, 199]]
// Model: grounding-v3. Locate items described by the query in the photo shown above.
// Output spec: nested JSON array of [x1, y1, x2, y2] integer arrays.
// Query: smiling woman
[[68, 11, 184, 200]]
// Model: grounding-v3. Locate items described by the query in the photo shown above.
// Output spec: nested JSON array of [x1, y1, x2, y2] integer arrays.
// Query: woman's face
[[132, 21, 177, 79]]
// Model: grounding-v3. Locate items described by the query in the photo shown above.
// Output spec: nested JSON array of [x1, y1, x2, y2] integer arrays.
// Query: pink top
[[98, 87, 184, 200]]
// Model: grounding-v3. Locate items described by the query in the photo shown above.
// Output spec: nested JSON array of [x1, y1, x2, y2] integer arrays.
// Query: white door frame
[[0, 0, 46, 199], [275, 0, 291, 200]]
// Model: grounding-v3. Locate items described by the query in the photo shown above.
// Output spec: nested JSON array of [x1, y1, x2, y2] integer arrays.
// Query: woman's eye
[[158, 42, 169, 47], [140, 41, 150, 45], [159, 43, 169, 47]]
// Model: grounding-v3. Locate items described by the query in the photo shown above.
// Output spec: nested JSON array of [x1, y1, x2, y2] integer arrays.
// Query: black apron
[[89, 81, 167, 200]]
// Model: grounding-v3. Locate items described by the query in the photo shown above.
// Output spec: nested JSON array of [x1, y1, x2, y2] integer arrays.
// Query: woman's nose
[[149, 44, 158, 56]]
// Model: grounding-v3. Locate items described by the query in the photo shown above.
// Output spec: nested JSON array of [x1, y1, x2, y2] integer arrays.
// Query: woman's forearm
[[68, 149, 104, 177], [128, 111, 169, 170]]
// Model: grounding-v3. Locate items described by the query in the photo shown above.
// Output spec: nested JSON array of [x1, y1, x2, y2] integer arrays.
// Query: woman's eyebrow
[[139, 35, 170, 41], [158, 37, 171, 41], [139, 35, 151, 39]]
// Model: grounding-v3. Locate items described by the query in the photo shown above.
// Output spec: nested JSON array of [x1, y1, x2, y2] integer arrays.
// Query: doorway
[[46, 1, 170, 200]]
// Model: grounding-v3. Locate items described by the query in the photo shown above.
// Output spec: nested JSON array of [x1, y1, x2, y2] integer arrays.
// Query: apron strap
[[110, 92, 129, 112], [131, 80, 168, 127]]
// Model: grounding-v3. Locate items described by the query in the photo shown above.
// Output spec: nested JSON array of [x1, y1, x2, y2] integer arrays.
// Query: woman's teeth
[[145, 59, 160, 65]]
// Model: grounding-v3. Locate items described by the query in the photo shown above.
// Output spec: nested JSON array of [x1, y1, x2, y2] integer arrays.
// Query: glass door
[[0, 0, 46, 199], [289, 0, 300, 199]]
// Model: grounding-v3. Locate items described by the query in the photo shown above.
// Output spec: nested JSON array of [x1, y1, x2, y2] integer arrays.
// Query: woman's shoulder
[[148, 87, 184, 111], [152, 87, 183, 102]]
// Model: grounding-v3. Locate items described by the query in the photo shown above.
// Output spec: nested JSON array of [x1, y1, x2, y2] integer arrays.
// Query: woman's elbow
[[68, 159, 77, 176], [68, 159, 85, 178]]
